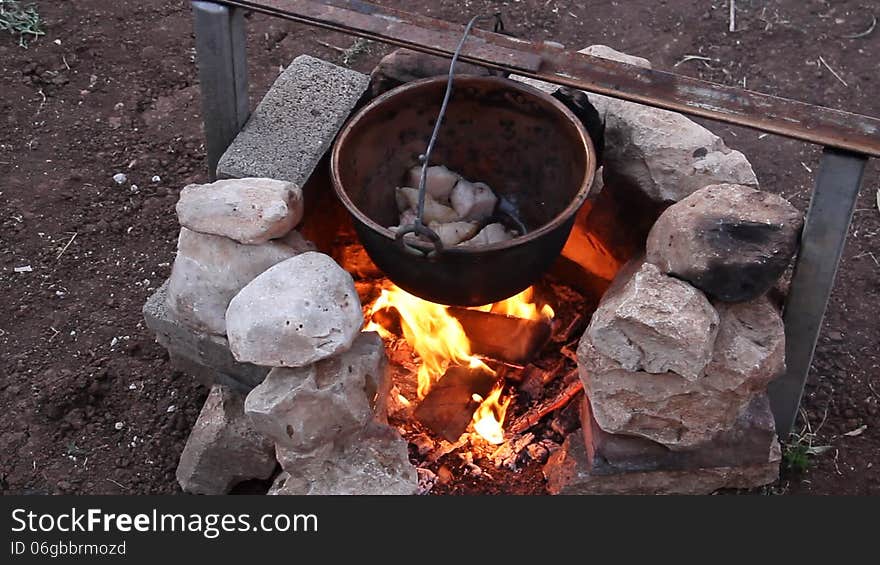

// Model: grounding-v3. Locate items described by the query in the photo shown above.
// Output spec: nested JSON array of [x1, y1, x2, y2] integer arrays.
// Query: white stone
[[165, 228, 300, 335], [579, 294, 784, 449], [269, 425, 418, 495], [226, 252, 363, 367], [176, 177, 303, 244], [176, 386, 276, 495], [586, 262, 719, 380], [243, 331, 389, 451]]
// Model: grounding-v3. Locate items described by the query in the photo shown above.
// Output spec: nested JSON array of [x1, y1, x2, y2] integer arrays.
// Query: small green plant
[[341, 38, 372, 67], [781, 407, 833, 475], [782, 441, 811, 474], [0, 0, 44, 48]]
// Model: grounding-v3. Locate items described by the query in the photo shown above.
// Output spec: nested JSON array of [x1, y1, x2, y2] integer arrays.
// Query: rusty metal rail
[[189, 0, 875, 439], [214, 0, 880, 157]]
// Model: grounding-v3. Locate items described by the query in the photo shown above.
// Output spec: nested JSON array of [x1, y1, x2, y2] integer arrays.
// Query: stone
[[600, 104, 758, 206], [243, 331, 389, 451], [143, 281, 269, 391], [514, 45, 758, 266], [581, 394, 779, 475], [704, 297, 786, 398], [646, 184, 804, 301], [585, 261, 719, 380], [543, 432, 780, 495], [226, 252, 363, 367], [579, 293, 784, 449], [176, 178, 304, 244], [176, 386, 276, 495], [165, 228, 300, 335], [279, 229, 318, 253], [217, 55, 370, 185], [368, 48, 491, 98], [270, 425, 419, 495]]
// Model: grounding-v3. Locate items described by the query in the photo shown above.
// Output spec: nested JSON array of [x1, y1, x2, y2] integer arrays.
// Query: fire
[[366, 283, 552, 443], [472, 386, 511, 445], [469, 286, 554, 321], [366, 285, 493, 399]]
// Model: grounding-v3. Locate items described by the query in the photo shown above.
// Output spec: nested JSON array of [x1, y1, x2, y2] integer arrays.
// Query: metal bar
[[212, 0, 880, 157], [768, 148, 867, 437], [192, 1, 250, 179]]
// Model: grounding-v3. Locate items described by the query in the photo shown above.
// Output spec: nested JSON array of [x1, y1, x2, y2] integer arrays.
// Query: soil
[[1, 0, 877, 495]]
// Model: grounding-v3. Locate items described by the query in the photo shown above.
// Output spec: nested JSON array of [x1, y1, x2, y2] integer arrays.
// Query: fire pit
[[331, 75, 596, 306], [144, 44, 825, 496]]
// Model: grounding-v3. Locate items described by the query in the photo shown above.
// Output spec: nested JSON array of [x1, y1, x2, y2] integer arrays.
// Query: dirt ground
[[1, 0, 877, 495]]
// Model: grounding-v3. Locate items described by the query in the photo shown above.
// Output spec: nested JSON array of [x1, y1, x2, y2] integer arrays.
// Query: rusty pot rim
[[330, 75, 596, 254]]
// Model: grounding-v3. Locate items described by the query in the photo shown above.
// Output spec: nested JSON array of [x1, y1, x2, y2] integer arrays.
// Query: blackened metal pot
[[330, 75, 595, 306]]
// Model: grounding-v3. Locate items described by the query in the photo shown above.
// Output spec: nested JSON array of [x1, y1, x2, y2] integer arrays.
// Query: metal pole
[[769, 148, 867, 437], [192, 1, 249, 179]]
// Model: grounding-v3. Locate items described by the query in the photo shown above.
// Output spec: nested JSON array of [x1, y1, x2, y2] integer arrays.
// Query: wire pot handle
[[395, 13, 501, 259]]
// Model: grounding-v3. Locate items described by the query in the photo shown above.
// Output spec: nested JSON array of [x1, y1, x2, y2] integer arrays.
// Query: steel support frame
[[189, 1, 871, 438], [192, 1, 250, 179], [768, 149, 867, 436]]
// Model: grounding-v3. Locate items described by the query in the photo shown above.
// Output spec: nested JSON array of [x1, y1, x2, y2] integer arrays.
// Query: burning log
[[507, 375, 584, 436], [414, 365, 497, 442], [370, 305, 403, 336], [446, 307, 551, 366], [370, 303, 552, 366]]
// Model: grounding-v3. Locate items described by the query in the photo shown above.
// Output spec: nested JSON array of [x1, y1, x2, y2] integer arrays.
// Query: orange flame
[[366, 286, 493, 399], [472, 385, 511, 445], [366, 284, 550, 443], [469, 286, 554, 320]]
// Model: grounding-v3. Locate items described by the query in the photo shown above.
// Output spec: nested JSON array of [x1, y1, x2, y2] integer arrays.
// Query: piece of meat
[[428, 221, 479, 247], [458, 222, 514, 247], [395, 187, 459, 223], [450, 179, 498, 221], [405, 165, 459, 202]]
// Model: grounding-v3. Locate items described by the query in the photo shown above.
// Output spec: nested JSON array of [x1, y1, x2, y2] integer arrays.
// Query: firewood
[[507, 375, 584, 435], [447, 307, 551, 366], [414, 365, 496, 442], [560, 340, 580, 364], [370, 306, 402, 336], [552, 311, 586, 343], [370, 304, 551, 366]]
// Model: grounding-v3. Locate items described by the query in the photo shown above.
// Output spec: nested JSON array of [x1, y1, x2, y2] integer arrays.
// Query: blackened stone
[[647, 184, 803, 302]]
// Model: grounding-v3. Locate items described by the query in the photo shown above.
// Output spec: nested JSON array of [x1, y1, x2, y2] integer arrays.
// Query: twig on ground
[[729, 0, 736, 33], [867, 380, 880, 401], [313, 39, 347, 53], [853, 251, 879, 266], [842, 15, 877, 39], [674, 55, 716, 67], [818, 55, 849, 87], [105, 478, 129, 490], [56, 232, 77, 260]]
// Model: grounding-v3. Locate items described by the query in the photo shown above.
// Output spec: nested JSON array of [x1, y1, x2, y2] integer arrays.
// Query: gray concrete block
[[217, 55, 370, 185], [143, 281, 269, 391]]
